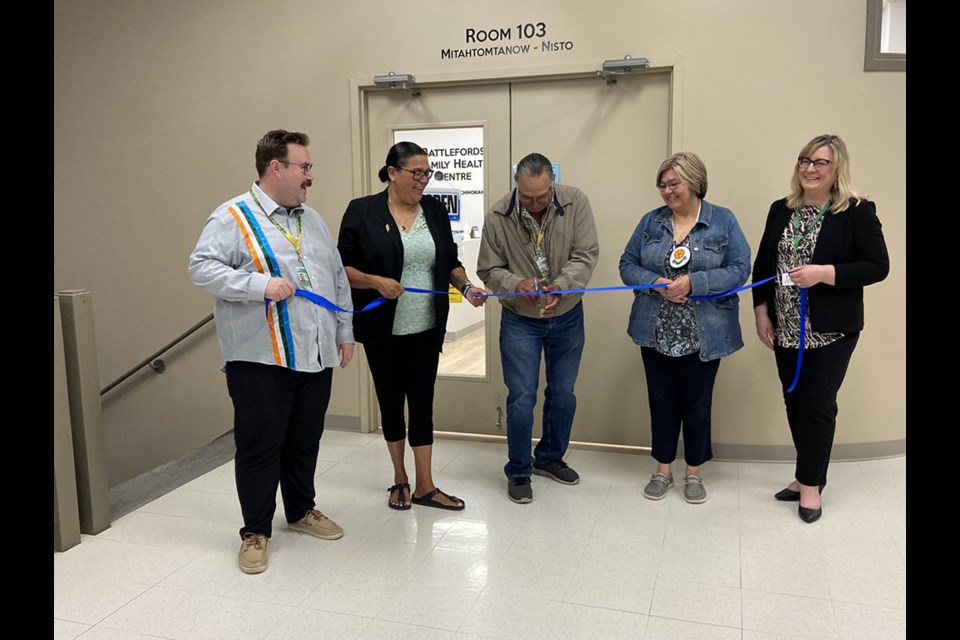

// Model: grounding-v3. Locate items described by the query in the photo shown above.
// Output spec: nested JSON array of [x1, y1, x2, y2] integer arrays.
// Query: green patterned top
[[393, 209, 437, 335]]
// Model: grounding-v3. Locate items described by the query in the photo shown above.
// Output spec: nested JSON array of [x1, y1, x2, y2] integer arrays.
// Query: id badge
[[535, 254, 549, 277], [296, 266, 313, 288], [779, 272, 795, 287]]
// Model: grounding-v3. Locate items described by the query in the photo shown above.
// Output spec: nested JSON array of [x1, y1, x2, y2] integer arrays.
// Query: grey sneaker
[[643, 472, 674, 500], [532, 459, 580, 485], [508, 477, 533, 503], [683, 474, 707, 504]]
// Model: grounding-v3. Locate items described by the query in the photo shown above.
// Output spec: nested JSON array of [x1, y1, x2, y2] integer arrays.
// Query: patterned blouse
[[654, 234, 700, 357], [392, 208, 437, 336], [774, 203, 844, 349]]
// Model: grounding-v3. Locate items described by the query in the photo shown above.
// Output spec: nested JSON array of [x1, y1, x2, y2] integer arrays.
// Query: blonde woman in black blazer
[[752, 135, 889, 523], [338, 142, 485, 511]]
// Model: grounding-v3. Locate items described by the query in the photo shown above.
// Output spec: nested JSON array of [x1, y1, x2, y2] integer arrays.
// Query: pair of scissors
[[532, 276, 544, 306]]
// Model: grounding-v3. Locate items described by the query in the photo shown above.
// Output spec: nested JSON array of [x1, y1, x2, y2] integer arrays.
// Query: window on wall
[[865, 0, 906, 71]]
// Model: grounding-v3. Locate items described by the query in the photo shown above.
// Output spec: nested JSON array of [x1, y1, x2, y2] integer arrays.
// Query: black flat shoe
[[798, 505, 822, 523], [774, 488, 801, 501], [774, 483, 826, 501]]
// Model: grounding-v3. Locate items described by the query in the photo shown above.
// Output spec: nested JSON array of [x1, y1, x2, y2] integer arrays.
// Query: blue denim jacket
[[618, 200, 751, 361]]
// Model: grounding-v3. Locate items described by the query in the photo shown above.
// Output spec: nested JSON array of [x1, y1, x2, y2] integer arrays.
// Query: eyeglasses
[[279, 160, 314, 175], [518, 187, 553, 206], [657, 180, 685, 192], [797, 157, 832, 170], [395, 166, 434, 181]]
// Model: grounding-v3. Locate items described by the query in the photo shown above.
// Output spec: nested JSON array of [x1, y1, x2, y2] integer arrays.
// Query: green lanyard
[[790, 200, 831, 258]]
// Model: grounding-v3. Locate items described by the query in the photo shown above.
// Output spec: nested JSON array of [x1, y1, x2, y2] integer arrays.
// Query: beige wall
[[54, 1, 905, 485]]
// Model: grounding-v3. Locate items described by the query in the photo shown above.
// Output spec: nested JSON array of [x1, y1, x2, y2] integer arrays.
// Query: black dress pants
[[774, 332, 859, 487], [225, 361, 333, 539]]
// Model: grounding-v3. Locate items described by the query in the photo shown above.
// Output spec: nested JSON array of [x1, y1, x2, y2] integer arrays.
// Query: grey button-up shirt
[[189, 183, 353, 372]]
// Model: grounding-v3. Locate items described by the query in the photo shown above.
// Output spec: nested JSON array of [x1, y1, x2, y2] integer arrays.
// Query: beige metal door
[[362, 84, 511, 434], [510, 72, 671, 448], [360, 70, 671, 446]]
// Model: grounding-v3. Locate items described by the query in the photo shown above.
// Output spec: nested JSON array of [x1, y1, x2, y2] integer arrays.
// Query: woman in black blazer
[[338, 142, 485, 511], [752, 134, 889, 523]]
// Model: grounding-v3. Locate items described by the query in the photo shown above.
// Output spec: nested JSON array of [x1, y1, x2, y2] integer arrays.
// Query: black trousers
[[364, 330, 440, 447], [225, 361, 333, 539], [774, 332, 859, 487], [640, 348, 721, 467]]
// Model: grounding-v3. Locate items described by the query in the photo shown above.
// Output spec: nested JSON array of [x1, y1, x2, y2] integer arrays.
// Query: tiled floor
[[438, 329, 486, 377], [54, 431, 906, 639]]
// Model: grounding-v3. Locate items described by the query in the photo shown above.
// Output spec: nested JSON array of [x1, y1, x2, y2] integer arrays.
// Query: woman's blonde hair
[[657, 151, 708, 199], [787, 134, 863, 213]]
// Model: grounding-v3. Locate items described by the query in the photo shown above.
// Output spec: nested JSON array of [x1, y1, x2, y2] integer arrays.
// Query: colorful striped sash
[[227, 200, 296, 368]]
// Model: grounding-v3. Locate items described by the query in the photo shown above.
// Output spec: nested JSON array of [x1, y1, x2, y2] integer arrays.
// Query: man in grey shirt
[[477, 153, 599, 504], [189, 129, 354, 574]]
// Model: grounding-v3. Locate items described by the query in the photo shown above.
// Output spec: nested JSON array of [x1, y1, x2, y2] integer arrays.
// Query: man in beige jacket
[[477, 153, 599, 503]]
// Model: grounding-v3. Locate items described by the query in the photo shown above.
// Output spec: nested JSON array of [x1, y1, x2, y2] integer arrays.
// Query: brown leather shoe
[[238, 533, 268, 574], [289, 509, 344, 540]]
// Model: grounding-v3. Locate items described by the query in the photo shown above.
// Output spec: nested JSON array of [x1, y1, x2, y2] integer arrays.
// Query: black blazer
[[752, 197, 889, 334], [337, 189, 462, 350]]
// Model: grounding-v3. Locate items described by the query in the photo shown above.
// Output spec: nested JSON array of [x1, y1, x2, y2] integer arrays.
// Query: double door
[[361, 70, 671, 447]]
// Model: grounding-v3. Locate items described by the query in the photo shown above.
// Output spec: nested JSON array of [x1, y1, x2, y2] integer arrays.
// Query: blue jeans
[[500, 302, 585, 478]]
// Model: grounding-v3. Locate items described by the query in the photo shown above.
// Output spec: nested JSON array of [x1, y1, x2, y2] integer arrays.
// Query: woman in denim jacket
[[619, 152, 750, 504]]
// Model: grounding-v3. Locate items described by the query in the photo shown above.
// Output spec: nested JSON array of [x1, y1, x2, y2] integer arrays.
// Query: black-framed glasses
[[518, 187, 553, 206], [279, 160, 314, 175], [395, 166, 434, 181], [797, 157, 832, 170]]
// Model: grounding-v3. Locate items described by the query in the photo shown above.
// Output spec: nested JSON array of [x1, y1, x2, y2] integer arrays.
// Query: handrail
[[100, 313, 214, 396]]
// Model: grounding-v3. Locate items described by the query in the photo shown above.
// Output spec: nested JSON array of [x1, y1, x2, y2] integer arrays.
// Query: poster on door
[[393, 127, 484, 238]]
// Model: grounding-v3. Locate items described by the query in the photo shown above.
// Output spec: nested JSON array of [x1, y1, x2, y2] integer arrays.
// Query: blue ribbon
[[404, 287, 458, 296], [786, 288, 807, 393], [260, 289, 384, 316], [688, 275, 778, 301], [483, 283, 668, 297], [292, 288, 386, 314], [284, 274, 806, 392]]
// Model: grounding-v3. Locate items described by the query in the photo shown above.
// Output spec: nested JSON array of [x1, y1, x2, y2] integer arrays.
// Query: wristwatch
[[461, 282, 475, 297]]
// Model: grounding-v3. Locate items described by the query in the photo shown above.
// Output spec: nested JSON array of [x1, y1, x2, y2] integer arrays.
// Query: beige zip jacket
[[477, 182, 599, 319]]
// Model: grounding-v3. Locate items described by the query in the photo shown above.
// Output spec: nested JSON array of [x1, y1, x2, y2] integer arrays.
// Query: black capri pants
[[640, 347, 721, 467], [364, 330, 441, 447]]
